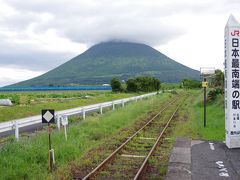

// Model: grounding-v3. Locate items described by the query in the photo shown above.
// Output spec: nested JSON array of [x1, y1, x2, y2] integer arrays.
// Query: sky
[[0, 0, 240, 87]]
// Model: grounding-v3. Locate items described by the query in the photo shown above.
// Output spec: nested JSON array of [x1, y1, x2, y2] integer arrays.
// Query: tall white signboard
[[225, 15, 240, 148]]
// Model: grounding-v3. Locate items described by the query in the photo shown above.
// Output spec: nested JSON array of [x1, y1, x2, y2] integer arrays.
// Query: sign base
[[226, 134, 240, 148]]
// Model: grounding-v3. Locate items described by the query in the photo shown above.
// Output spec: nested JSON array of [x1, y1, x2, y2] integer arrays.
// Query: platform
[[166, 137, 240, 180]]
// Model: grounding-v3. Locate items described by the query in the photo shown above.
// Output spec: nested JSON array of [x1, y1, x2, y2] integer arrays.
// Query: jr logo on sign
[[42, 109, 55, 123]]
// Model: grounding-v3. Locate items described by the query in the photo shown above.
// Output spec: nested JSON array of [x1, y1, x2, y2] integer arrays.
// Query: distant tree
[[126, 78, 138, 92], [153, 78, 161, 92], [126, 76, 161, 92], [110, 77, 122, 92], [181, 79, 201, 89]]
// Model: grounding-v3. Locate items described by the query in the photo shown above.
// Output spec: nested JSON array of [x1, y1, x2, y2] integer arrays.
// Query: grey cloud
[[0, 36, 73, 71], [0, 51, 71, 71], [0, 0, 228, 72], [0, 77, 20, 87]]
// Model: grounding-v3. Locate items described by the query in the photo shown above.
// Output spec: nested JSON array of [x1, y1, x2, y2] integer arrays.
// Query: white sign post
[[225, 15, 240, 148]]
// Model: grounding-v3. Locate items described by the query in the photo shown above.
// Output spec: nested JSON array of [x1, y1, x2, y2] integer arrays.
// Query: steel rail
[[133, 101, 183, 180], [82, 96, 180, 180]]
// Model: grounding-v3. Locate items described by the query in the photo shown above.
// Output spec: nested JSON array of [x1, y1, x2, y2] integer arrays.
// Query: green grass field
[[174, 89, 225, 141], [0, 91, 138, 122], [0, 93, 173, 179]]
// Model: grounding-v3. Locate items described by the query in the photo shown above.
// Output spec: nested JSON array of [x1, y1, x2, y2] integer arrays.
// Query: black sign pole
[[48, 123, 51, 150], [48, 123, 52, 171], [204, 77, 207, 128], [42, 109, 55, 171]]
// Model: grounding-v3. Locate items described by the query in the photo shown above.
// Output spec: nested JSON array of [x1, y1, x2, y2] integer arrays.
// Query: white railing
[[0, 92, 157, 140]]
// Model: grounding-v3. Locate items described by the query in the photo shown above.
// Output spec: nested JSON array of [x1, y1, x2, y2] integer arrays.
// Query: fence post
[[56, 114, 61, 130], [100, 104, 103, 114], [82, 108, 86, 120], [112, 101, 115, 110], [122, 100, 125, 107], [62, 116, 68, 141], [14, 121, 19, 141]]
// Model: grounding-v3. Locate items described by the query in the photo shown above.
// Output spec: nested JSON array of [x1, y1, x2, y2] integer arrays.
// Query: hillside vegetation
[[12, 42, 199, 86]]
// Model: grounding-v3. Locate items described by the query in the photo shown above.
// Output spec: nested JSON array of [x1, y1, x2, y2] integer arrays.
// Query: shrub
[[208, 88, 223, 102], [110, 77, 123, 92], [126, 78, 138, 92], [126, 76, 161, 92], [181, 79, 201, 89], [208, 90, 218, 101]]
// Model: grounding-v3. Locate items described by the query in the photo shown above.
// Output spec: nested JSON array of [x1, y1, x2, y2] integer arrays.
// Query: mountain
[[12, 41, 199, 86]]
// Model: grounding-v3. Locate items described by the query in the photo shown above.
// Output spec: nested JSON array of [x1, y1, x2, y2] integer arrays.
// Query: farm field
[[0, 91, 138, 122]]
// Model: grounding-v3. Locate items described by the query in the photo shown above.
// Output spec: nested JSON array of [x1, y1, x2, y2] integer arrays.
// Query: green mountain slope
[[13, 42, 199, 86]]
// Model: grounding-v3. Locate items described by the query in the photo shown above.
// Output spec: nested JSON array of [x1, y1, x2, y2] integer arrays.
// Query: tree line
[[110, 76, 160, 93], [110, 69, 224, 95]]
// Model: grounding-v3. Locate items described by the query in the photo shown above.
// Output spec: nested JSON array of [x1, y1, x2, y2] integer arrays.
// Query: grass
[[174, 89, 225, 141], [0, 93, 172, 179], [0, 91, 138, 122], [0, 89, 226, 179], [142, 90, 225, 179], [161, 83, 180, 90]]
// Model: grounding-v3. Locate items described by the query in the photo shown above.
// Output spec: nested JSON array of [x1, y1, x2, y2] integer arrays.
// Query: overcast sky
[[0, 0, 239, 86]]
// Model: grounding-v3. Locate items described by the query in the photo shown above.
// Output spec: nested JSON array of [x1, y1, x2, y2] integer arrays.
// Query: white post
[[225, 15, 240, 148], [64, 125, 67, 141], [122, 100, 125, 107], [57, 114, 61, 130], [15, 121, 19, 141], [100, 105, 103, 114], [82, 108, 86, 120], [61, 115, 68, 141], [112, 102, 115, 110]]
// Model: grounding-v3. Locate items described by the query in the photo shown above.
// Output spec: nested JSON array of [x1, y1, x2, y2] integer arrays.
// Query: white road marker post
[[225, 15, 240, 148]]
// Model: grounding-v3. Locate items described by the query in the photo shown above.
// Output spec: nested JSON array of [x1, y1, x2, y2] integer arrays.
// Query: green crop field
[[0, 91, 138, 122]]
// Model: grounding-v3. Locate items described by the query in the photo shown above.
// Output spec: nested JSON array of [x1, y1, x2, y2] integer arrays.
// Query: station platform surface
[[166, 137, 240, 180]]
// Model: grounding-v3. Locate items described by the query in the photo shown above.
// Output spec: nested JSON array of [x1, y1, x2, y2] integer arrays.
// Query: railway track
[[81, 95, 185, 180]]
